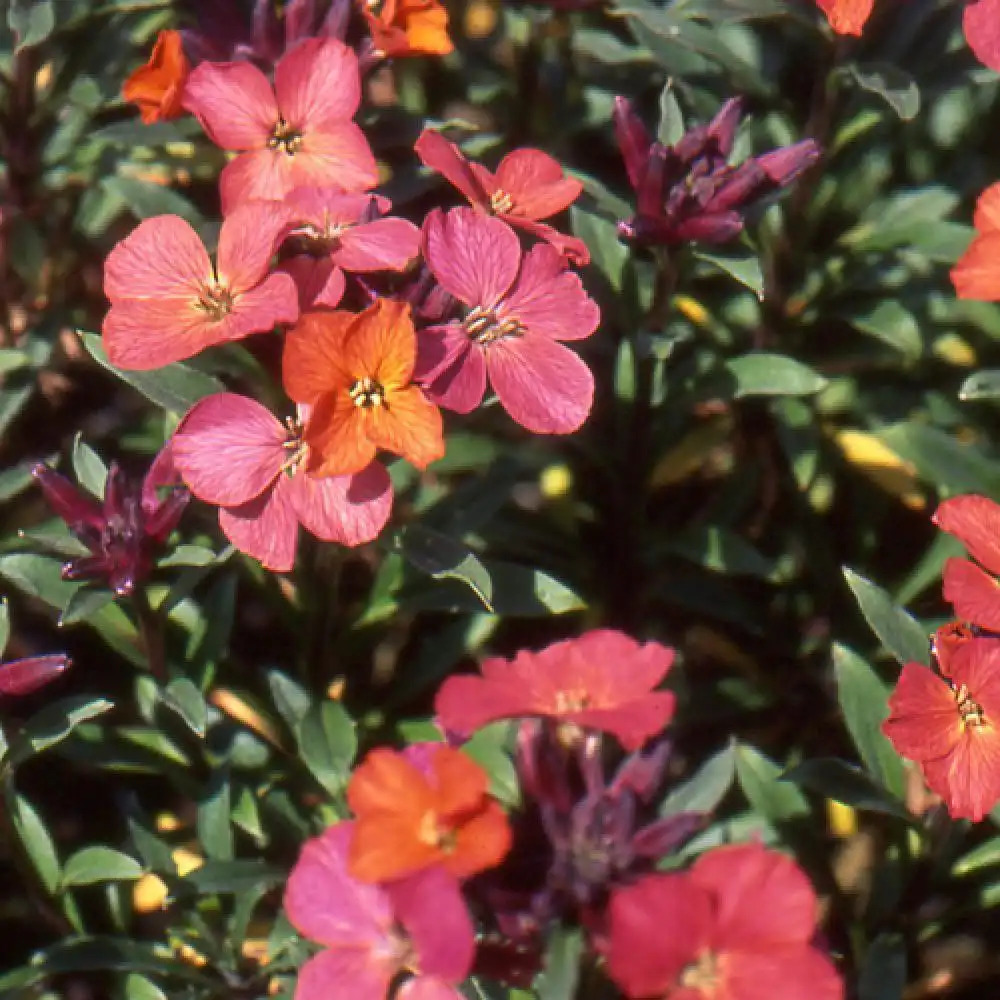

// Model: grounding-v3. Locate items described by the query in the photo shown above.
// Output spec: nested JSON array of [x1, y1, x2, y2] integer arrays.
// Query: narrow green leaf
[[8, 0, 55, 51], [661, 743, 735, 817], [71, 434, 108, 499], [694, 250, 764, 299], [842, 567, 929, 666], [296, 702, 357, 796], [161, 678, 207, 737], [0, 599, 9, 656], [197, 772, 234, 862], [959, 369, 1000, 401], [535, 927, 583, 1000], [7, 792, 61, 892], [849, 63, 920, 121], [267, 670, 313, 731], [6, 696, 115, 768], [734, 743, 810, 823], [781, 758, 910, 821], [398, 525, 494, 611], [62, 846, 143, 887], [723, 353, 827, 398]]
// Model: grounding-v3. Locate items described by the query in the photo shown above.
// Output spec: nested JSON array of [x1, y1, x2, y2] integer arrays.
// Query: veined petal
[[882, 662, 963, 762], [923, 725, 1000, 822], [228, 272, 300, 335], [217, 200, 294, 294], [104, 215, 210, 301], [423, 207, 520, 307], [218, 476, 298, 572], [283, 310, 355, 403], [367, 386, 445, 469], [103, 299, 222, 369], [293, 126, 379, 194], [503, 216, 591, 267], [570, 696, 676, 752], [304, 391, 378, 478], [487, 335, 594, 434], [434, 675, 530, 736], [275, 37, 361, 130], [414, 129, 490, 208], [417, 328, 485, 415], [345, 298, 418, 389], [293, 948, 393, 1000], [494, 148, 583, 220], [721, 946, 844, 1000], [952, 232, 1000, 301], [942, 558, 1000, 632], [502, 242, 600, 342], [182, 59, 276, 150], [172, 393, 284, 506], [281, 255, 346, 310], [219, 149, 295, 214], [335, 217, 421, 272], [934, 495, 1000, 575], [289, 462, 393, 546]]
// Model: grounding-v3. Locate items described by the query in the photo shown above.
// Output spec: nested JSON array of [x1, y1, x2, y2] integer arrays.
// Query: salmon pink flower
[[283, 299, 445, 477], [933, 495, 1000, 632], [123, 29, 190, 124], [815, 0, 874, 35], [951, 183, 1000, 300], [103, 203, 298, 370], [171, 393, 392, 573], [182, 37, 377, 212], [285, 822, 472, 1000], [365, 0, 454, 58], [965, 0, 1000, 71], [883, 639, 1000, 822], [435, 630, 676, 751], [347, 743, 512, 883], [607, 843, 843, 1000], [282, 187, 421, 309], [414, 130, 589, 264]]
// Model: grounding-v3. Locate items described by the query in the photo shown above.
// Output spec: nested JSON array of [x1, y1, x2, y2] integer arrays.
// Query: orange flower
[[364, 0, 454, 58], [952, 182, 1000, 301], [283, 299, 445, 477], [815, 0, 875, 35], [122, 30, 189, 124], [347, 744, 511, 883]]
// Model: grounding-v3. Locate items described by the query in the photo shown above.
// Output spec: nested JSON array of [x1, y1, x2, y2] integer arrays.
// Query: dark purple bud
[[672, 211, 745, 243], [707, 97, 744, 157], [145, 489, 190, 543], [31, 465, 102, 536], [610, 741, 671, 802], [283, 0, 318, 44], [705, 161, 767, 213], [636, 145, 668, 220], [517, 722, 575, 815], [0, 654, 71, 697], [613, 97, 652, 191], [631, 812, 705, 859], [756, 139, 821, 186]]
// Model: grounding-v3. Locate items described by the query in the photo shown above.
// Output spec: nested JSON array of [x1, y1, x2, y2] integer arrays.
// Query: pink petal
[[416, 325, 485, 415], [720, 946, 844, 1000], [941, 557, 1000, 632], [0, 655, 71, 697], [613, 97, 652, 192], [219, 149, 293, 214], [494, 148, 583, 220], [414, 129, 490, 209], [172, 393, 285, 506], [289, 462, 393, 546], [335, 218, 422, 273], [102, 299, 222, 370], [933, 494, 1000, 576], [882, 662, 962, 762], [296, 127, 379, 193], [217, 200, 295, 295], [275, 38, 361, 131], [293, 948, 393, 1000], [434, 675, 530, 736], [487, 335, 594, 434], [964, 0, 1000, 72], [386, 867, 475, 982], [423, 208, 520, 307], [503, 216, 591, 267], [104, 215, 210, 301], [228, 271, 300, 334], [285, 822, 393, 948], [182, 60, 276, 150], [218, 476, 299, 572], [570, 695, 676, 752], [501, 243, 600, 343], [923, 727, 1000, 822], [397, 978, 466, 1000], [281, 256, 346, 310]]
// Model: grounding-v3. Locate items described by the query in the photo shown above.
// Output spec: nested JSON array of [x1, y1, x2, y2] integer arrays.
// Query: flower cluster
[[109, 32, 598, 572]]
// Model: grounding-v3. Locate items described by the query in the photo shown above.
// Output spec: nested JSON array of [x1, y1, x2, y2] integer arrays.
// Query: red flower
[[123, 29, 189, 124], [435, 629, 675, 751], [883, 640, 1000, 822], [607, 843, 843, 1000], [815, 0, 875, 36], [934, 495, 1000, 632], [414, 129, 589, 265], [952, 183, 1000, 301], [964, 0, 1000, 72]]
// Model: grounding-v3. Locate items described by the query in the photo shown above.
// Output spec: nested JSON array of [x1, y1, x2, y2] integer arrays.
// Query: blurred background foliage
[[4, 0, 1000, 997]]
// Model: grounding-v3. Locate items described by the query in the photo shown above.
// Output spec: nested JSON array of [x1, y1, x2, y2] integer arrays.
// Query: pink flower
[[416, 207, 599, 434], [284, 821, 473, 1000], [103, 203, 298, 370], [607, 843, 843, 1000], [964, 0, 1000, 72], [435, 629, 676, 751], [281, 186, 421, 308], [934, 495, 1000, 632], [414, 129, 589, 265], [171, 393, 392, 572], [183, 38, 378, 212]]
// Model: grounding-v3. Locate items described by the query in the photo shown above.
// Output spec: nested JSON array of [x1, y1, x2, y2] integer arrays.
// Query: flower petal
[[975, 181, 1000, 233], [418, 328, 486, 415], [414, 129, 490, 208], [335, 218, 422, 272], [502, 215, 591, 267], [283, 310, 355, 403], [217, 200, 294, 294], [952, 232, 1000, 301], [815, 0, 875, 35], [397, 978, 466, 1000], [612, 97, 652, 192], [882, 662, 962, 762], [494, 148, 582, 220], [942, 558, 1000, 632], [218, 476, 299, 572], [275, 37, 361, 130], [104, 215, 210, 301], [182, 59, 276, 149], [346, 298, 419, 389], [294, 126, 379, 193], [449, 800, 512, 878], [367, 386, 445, 470], [720, 946, 844, 1000], [289, 462, 393, 546], [487, 335, 594, 434], [219, 149, 293, 213], [304, 392, 378, 478], [964, 0, 1000, 73], [102, 299, 222, 370], [934, 494, 1000, 576], [293, 947, 393, 1000], [923, 724, 1000, 822]]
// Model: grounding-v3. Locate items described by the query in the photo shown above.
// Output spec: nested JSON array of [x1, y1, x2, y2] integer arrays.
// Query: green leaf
[[879, 421, 1000, 497], [462, 723, 520, 808], [6, 792, 61, 892], [8, 0, 54, 51], [570, 206, 628, 291], [62, 847, 143, 887], [734, 743, 810, 823], [846, 301, 922, 361], [832, 643, 906, 796], [5, 696, 115, 769], [99, 176, 204, 227], [0, 599, 9, 657], [954, 834, 1000, 875], [858, 933, 906, 1000], [267, 670, 313, 731], [0, 552, 78, 608], [661, 526, 775, 579], [781, 758, 910, 821], [842, 567, 929, 667], [535, 927, 583, 1000], [80, 332, 224, 414], [657, 83, 685, 145], [183, 860, 284, 895], [160, 678, 207, 737], [694, 250, 764, 300], [71, 434, 108, 499], [59, 588, 115, 627], [123, 973, 168, 1000], [197, 771, 234, 862], [296, 702, 357, 796], [661, 743, 735, 817], [397, 525, 494, 611], [959, 369, 1000, 401], [849, 63, 920, 121], [723, 353, 827, 398]]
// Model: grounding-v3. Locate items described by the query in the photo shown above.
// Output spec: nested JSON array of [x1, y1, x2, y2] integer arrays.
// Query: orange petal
[[343, 298, 418, 388], [122, 30, 189, 124], [448, 800, 512, 878], [430, 746, 491, 820], [367, 385, 445, 470], [975, 181, 1000, 233], [952, 232, 1000, 301], [815, 0, 874, 35], [283, 310, 354, 404], [349, 813, 441, 883], [304, 391, 378, 478]]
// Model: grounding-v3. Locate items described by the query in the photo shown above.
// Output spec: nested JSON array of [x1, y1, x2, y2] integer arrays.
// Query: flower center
[[463, 306, 525, 345], [349, 376, 386, 409], [680, 950, 721, 995], [417, 810, 458, 852], [953, 682, 986, 728], [490, 188, 514, 214], [268, 117, 303, 155], [280, 419, 309, 477], [196, 281, 233, 320], [554, 689, 590, 713]]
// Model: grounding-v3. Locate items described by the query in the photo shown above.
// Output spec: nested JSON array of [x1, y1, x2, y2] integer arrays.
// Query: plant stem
[[132, 587, 167, 683]]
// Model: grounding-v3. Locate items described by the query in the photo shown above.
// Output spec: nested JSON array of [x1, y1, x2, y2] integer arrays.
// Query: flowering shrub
[[4, 0, 1000, 997]]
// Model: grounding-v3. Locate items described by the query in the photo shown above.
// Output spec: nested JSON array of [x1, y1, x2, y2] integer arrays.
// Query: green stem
[[132, 587, 167, 683]]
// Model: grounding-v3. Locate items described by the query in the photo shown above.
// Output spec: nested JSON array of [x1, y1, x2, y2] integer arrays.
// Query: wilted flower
[[607, 843, 843, 1000], [613, 96, 820, 247], [122, 29, 190, 124], [883, 639, 1000, 822], [171, 393, 393, 573], [32, 448, 188, 598], [934, 495, 1000, 631], [283, 299, 445, 477], [183, 38, 378, 212], [364, 0, 454, 58], [285, 821, 473, 1000], [347, 743, 512, 883], [103, 203, 298, 370], [435, 629, 676, 751], [414, 130, 589, 264], [815, 0, 874, 35], [416, 208, 598, 434], [0, 654, 71, 697]]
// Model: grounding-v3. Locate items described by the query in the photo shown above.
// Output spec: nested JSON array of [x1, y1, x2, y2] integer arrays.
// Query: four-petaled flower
[[102, 203, 298, 369], [364, 0, 454, 58], [414, 130, 589, 264], [283, 298, 445, 477], [123, 29, 190, 124], [613, 96, 819, 247], [183, 37, 378, 212], [171, 393, 393, 573], [417, 207, 599, 434], [883, 639, 1000, 822], [607, 843, 843, 1000], [435, 629, 675, 751], [32, 447, 188, 598], [347, 743, 512, 883], [285, 821, 473, 1000]]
